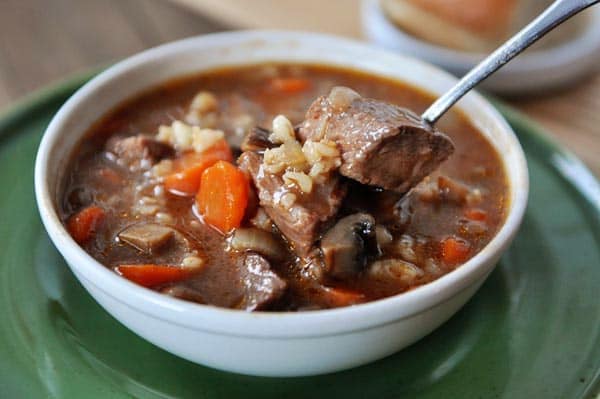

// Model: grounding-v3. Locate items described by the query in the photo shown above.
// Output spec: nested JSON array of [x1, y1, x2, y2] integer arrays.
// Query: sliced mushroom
[[320, 213, 380, 279], [228, 227, 288, 262], [118, 223, 176, 254]]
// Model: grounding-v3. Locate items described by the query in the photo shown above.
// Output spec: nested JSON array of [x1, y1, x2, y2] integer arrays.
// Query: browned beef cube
[[238, 151, 346, 256], [298, 88, 454, 193], [237, 253, 287, 311], [105, 135, 174, 169]]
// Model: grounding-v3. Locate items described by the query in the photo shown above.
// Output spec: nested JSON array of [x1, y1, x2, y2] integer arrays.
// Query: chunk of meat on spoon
[[298, 87, 455, 193]]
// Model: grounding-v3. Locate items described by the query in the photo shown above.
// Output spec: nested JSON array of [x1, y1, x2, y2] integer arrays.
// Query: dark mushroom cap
[[320, 213, 380, 279]]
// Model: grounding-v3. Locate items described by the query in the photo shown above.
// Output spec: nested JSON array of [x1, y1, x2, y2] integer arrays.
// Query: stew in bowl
[[60, 63, 508, 311], [35, 31, 527, 376]]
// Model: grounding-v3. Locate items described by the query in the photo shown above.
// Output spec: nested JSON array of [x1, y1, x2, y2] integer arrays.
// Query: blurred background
[[0, 0, 598, 175]]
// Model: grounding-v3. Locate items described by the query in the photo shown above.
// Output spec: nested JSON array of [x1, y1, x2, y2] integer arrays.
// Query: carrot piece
[[199, 138, 233, 162], [164, 139, 233, 196], [164, 155, 218, 196], [321, 287, 365, 308], [464, 208, 487, 221], [267, 77, 311, 94], [441, 236, 471, 265], [67, 205, 105, 244], [115, 264, 194, 288], [196, 161, 249, 233]]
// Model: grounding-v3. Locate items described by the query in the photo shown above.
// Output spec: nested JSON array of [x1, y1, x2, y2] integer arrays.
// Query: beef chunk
[[298, 87, 454, 193], [106, 135, 174, 169], [238, 151, 346, 256], [237, 253, 287, 311]]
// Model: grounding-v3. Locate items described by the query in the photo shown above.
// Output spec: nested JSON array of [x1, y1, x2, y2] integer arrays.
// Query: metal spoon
[[421, 0, 599, 125]]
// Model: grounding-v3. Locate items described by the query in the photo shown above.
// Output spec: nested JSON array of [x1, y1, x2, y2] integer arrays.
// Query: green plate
[[1, 73, 599, 399]]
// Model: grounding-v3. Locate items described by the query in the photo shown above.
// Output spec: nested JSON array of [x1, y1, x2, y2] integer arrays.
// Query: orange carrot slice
[[267, 77, 311, 94], [321, 287, 366, 308], [67, 205, 105, 244], [164, 139, 233, 196], [196, 161, 249, 233], [464, 208, 487, 222], [115, 264, 195, 287], [441, 236, 471, 265]]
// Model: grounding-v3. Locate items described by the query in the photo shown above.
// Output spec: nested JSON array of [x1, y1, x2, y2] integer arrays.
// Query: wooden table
[[1, 0, 598, 176]]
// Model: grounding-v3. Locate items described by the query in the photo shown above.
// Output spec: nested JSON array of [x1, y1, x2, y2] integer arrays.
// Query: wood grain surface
[[0, 0, 223, 106], [0, 0, 598, 176]]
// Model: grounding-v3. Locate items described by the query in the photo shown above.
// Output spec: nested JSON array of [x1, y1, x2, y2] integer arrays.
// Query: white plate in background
[[362, 0, 600, 94]]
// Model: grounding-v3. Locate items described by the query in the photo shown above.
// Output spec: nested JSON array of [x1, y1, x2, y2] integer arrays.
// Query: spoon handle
[[421, 0, 599, 125]]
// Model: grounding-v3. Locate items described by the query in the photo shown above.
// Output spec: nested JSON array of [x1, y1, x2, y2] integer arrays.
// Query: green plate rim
[[1, 70, 599, 397]]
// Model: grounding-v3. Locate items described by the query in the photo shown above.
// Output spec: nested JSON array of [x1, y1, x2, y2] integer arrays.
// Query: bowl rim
[[362, 0, 600, 73], [35, 30, 529, 338]]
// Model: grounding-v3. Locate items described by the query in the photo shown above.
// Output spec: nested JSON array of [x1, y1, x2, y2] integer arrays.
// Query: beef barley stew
[[60, 64, 508, 311]]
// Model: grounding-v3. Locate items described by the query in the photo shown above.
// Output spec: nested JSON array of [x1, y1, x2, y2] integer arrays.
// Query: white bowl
[[362, 0, 600, 94], [35, 30, 528, 377]]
